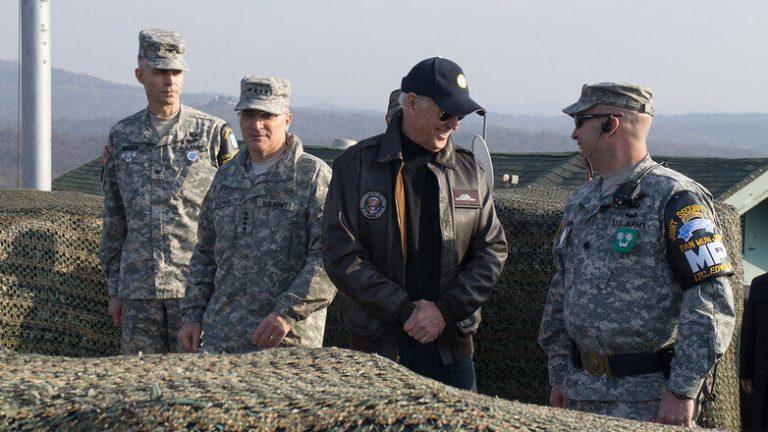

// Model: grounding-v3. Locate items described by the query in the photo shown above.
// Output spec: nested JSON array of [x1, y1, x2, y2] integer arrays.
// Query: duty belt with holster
[[571, 344, 674, 378]]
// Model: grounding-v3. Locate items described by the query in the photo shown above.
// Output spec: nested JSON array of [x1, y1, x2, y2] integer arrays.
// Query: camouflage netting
[[326, 186, 744, 431], [0, 190, 120, 357], [0, 188, 743, 430], [0, 347, 688, 431]]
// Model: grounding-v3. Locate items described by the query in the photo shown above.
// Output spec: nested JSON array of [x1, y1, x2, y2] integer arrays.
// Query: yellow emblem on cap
[[457, 74, 467, 89]]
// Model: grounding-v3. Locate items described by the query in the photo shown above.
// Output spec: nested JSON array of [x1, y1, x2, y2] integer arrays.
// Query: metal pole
[[19, 0, 52, 191]]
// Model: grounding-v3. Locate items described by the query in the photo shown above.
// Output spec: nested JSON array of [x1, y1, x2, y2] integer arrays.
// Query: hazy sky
[[1, 0, 766, 115]]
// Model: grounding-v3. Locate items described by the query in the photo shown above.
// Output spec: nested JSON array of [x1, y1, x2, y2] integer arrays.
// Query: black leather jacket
[[322, 114, 508, 363]]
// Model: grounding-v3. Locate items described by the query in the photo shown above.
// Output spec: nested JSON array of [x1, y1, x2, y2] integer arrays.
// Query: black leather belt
[[571, 345, 674, 378]]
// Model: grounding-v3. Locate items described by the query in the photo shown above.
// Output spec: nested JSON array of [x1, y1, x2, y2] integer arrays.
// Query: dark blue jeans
[[399, 339, 477, 391]]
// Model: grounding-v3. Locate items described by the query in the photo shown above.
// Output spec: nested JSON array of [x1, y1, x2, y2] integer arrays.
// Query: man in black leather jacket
[[322, 57, 507, 390]]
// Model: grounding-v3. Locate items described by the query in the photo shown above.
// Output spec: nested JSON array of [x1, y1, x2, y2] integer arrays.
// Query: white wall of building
[[743, 199, 768, 286]]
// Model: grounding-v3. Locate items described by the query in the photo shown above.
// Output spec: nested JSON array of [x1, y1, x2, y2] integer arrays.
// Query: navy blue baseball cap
[[401, 57, 485, 117]]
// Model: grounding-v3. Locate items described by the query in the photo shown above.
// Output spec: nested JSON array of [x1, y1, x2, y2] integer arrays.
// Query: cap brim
[[562, 100, 596, 117], [234, 99, 288, 114], [145, 57, 188, 72], [434, 95, 486, 117]]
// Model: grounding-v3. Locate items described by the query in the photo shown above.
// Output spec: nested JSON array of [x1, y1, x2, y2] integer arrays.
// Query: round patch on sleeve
[[359, 191, 387, 219]]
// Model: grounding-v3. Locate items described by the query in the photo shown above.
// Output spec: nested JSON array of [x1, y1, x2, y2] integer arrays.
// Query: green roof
[[52, 158, 104, 195], [53, 147, 768, 206]]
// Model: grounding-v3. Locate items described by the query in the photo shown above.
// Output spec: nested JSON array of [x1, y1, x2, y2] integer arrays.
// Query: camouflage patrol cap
[[138, 29, 187, 71], [234, 76, 291, 114], [563, 82, 654, 116]]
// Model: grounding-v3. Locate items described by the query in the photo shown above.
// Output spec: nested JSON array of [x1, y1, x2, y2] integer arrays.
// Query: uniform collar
[[223, 133, 303, 189], [140, 104, 191, 143], [580, 154, 656, 209]]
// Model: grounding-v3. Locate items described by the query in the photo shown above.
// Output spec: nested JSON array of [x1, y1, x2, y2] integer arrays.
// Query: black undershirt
[[400, 133, 442, 302]]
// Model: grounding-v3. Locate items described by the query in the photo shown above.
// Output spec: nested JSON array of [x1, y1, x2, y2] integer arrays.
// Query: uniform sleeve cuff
[[182, 307, 206, 325], [107, 278, 120, 297], [667, 373, 704, 399], [548, 356, 570, 386], [275, 305, 298, 327]]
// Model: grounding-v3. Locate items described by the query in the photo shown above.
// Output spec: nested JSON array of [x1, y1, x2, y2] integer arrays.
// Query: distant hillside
[[0, 59, 766, 188]]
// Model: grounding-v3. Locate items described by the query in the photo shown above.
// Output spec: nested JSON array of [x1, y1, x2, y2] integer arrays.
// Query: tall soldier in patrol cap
[[323, 57, 507, 390], [178, 76, 335, 354], [100, 29, 238, 355], [538, 82, 736, 426]]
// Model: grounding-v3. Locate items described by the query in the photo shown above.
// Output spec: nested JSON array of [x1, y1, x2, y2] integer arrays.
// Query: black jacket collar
[[376, 112, 457, 170]]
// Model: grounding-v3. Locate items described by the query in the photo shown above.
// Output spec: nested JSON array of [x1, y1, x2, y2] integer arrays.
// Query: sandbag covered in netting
[[325, 185, 744, 431], [0, 190, 120, 357], [0, 187, 743, 430], [0, 347, 686, 431]]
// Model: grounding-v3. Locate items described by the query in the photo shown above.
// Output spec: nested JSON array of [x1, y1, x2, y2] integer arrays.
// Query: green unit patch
[[612, 226, 638, 253]]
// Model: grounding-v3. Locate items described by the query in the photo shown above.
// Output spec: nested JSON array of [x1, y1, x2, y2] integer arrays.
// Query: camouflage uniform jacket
[[538, 155, 735, 401], [181, 135, 336, 351], [99, 105, 237, 300]]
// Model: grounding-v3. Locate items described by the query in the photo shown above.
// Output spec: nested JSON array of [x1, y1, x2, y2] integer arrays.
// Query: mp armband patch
[[664, 191, 734, 288], [217, 124, 239, 166]]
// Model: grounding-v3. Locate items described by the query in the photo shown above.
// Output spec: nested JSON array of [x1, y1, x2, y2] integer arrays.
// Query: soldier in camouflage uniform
[[178, 76, 335, 354], [538, 82, 736, 426], [99, 29, 238, 355]]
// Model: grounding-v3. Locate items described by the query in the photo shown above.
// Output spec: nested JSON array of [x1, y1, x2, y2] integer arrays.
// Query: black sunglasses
[[429, 99, 466, 122], [574, 113, 623, 129]]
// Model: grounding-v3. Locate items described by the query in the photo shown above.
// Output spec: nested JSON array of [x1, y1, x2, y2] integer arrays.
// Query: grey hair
[[399, 92, 431, 109], [398, 92, 407, 107]]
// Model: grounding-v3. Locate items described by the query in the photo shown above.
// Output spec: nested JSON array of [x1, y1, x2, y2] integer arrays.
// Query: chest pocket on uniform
[[115, 147, 151, 205], [598, 203, 662, 294], [252, 198, 300, 294], [211, 196, 241, 246], [253, 199, 298, 241], [173, 146, 216, 207]]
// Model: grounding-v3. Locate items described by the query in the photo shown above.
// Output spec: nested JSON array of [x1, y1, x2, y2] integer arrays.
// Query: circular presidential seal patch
[[187, 150, 199, 162], [359, 191, 387, 220]]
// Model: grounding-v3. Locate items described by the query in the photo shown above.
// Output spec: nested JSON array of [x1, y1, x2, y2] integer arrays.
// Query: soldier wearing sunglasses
[[538, 82, 735, 426], [323, 57, 507, 390]]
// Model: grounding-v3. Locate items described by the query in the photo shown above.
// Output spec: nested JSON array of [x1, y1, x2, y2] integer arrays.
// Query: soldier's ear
[[284, 112, 292, 130], [135, 67, 144, 85], [403, 93, 417, 114]]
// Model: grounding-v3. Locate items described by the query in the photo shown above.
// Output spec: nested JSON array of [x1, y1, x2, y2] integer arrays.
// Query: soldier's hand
[[656, 390, 694, 427], [549, 384, 566, 408], [403, 300, 446, 344], [740, 379, 753, 394], [252, 312, 291, 349], [178, 323, 202, 353], [108, 296, 124, 327]]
